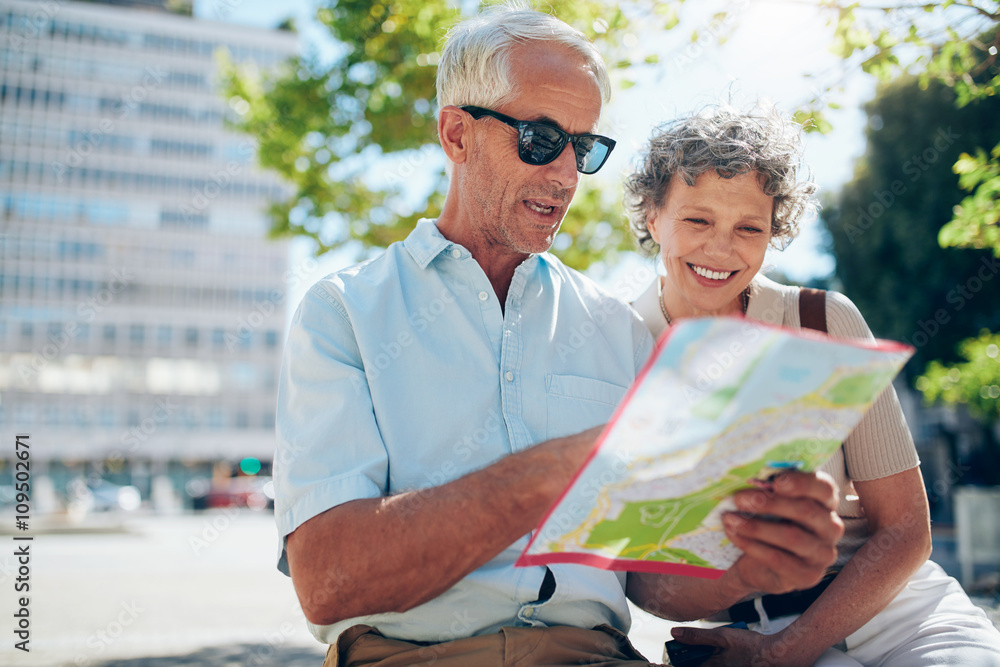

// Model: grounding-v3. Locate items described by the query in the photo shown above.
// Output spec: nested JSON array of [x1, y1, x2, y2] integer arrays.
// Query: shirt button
[[478, 291, 488, 301], [451, 248, 461, 258], [523, 607, 534, 618], [505, 371, 514, 382]]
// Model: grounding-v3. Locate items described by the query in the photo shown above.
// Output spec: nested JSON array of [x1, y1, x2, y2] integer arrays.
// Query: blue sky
[[195, 0, 879, 293]]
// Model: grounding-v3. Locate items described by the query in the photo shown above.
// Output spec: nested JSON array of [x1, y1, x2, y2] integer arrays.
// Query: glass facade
[[0, 0, 297, 510]]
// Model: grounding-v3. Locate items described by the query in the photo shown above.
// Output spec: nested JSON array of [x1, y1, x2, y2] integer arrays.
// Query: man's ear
[[439, 106, 471, 164]]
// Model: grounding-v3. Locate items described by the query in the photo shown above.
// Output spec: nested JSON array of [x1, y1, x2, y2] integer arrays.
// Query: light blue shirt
[[274, 219, 654, 644]]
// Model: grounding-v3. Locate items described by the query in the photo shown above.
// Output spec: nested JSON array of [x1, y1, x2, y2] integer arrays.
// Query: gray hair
[[624, 104, 818, 253], [436, 3, 611, 110]]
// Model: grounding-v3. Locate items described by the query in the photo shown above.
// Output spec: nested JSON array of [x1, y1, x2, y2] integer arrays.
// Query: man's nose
[[545, 142, 579, 190]]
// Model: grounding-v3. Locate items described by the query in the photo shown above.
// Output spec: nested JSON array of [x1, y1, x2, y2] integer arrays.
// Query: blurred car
[[66, 478, 142, 513], [186, 476, 274, 511]]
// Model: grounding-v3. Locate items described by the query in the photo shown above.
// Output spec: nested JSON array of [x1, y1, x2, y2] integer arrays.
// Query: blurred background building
[[0, 0, 296, 512]]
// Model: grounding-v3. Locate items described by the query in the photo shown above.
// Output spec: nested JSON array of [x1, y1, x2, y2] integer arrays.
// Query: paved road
[[0, 512, 996, 666], [0, 512, 326, 667]]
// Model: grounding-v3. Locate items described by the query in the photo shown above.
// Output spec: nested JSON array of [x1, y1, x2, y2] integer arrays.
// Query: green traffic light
[[239, 457, 261, 475]]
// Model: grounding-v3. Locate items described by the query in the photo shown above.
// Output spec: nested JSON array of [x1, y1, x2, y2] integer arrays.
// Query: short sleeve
[[272, 282, 388, 574], [825, 291, 920, 481]]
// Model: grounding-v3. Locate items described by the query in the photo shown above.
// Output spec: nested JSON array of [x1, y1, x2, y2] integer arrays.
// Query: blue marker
[[765, 461, 804, 471]]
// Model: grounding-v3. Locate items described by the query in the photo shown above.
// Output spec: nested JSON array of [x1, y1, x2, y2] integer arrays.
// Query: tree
[[820, 77, 1000, 378], [218, 0, 667, 270], [223, 0, 998, 411], [918, 331, 1000, 421], [800, 2, 1000, 426]]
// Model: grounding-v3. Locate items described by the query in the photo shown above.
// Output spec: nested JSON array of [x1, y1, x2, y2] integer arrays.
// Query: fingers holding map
[[517, 316, 913, 578]]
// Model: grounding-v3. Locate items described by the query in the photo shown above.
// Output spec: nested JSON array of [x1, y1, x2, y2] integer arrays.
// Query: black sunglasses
[[460, 105, 616, 175]]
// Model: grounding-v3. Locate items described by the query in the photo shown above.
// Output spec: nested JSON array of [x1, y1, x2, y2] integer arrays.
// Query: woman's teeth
[[691, 265, 733, 281]]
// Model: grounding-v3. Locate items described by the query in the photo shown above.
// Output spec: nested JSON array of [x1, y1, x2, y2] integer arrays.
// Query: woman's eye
[[686, 218, 708, 225]]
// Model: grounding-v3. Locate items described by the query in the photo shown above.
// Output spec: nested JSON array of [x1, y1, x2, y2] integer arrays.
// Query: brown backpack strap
[[799, 288, 828, 333]]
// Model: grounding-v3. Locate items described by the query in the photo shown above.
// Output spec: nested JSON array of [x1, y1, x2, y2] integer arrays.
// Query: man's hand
[[667, 625, 783, 667], [723, 470, 844, 595]]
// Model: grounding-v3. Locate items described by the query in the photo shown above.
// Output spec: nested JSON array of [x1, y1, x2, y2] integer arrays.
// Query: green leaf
[[917, 330, 1000, 422]]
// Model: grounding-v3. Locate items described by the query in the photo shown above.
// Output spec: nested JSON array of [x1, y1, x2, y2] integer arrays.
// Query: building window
[[74, 408, 91, 428], [184, 327, 198, 347], [102, 324, 116, 343], [129, 324, 144, 345], [20, 322, 33, 339], [264, 330, 278, 348], [44, 406, 59, 425], [157, 325, 172, 346], [212, 328, 225, 347]]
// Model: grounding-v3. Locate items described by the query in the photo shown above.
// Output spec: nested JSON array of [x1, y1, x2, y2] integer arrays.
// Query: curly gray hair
[[624, 104, 818, 253]]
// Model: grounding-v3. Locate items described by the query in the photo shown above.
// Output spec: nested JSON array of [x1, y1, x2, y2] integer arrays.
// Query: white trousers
[[749, 560, 1000, 666]]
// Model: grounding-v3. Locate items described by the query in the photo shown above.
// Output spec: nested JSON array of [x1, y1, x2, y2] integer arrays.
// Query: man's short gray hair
[[436, 3, 611, 110], [624, 104, 819, 253]]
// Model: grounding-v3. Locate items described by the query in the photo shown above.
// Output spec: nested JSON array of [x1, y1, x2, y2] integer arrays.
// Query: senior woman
[[623, 105, 1000, 666]]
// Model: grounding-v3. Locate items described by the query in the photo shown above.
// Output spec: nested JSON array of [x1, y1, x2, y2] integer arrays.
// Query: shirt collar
[[403, 218, 459, 269], [403, 218, 550, 275]]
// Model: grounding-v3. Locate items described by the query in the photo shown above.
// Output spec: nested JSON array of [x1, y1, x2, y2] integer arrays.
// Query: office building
[[0, 0, 297, 508]]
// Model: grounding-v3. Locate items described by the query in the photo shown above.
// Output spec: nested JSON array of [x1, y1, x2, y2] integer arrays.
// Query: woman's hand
[[723, 470, 844, 595]]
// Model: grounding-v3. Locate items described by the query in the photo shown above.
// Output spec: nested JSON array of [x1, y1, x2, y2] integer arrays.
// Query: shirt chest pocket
[[545, 374, 628, 440]]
